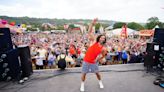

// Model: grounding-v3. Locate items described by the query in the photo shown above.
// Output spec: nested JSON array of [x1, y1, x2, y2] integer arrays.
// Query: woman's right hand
[[92, 18, 98, 25]]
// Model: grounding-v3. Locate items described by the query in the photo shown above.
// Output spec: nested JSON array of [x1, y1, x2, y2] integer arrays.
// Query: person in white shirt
[[37, 47, 48, 69], [35, 53, 44, 69]]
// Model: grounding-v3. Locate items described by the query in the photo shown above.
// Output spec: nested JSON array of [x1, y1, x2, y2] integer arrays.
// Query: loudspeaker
[[0, 28, 13, 52], [144, 43, 156, 66], [0, 49, 21, 81], [157, 45, 164, 70], [146, 42, 158, 55], [153, 28, 164, 44], [145, 42, 164, 70], [153, 28, 164, 70], [18, 45, 33, 77]]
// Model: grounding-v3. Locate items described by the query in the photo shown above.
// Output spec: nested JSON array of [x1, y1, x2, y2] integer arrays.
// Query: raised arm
[[88, 18, 98, 33], [88, 18, 98, 42]]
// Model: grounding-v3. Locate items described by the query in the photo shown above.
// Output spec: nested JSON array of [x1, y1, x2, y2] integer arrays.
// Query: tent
[[139, 30, 154, 36], [111, 28, 137, 35], [105, 25, 113, 30]]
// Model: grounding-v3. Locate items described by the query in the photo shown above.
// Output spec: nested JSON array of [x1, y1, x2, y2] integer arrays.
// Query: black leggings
[[122, 58, 127, 64], [36, 65, 43, 69]]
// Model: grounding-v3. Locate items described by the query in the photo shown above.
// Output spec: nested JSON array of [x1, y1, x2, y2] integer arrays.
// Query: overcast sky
[[0, 0, 164, 23]]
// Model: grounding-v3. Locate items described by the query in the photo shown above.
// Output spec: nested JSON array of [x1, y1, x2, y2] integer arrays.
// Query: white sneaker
[[99, 81, 104, 89], [80, 82, 85, 91], [19, 80, 24, 84], [23, 77, 28, 81]]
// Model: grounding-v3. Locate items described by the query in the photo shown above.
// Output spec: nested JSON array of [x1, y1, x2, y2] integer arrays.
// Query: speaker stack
[[0, 28, 21, 81], [156, 44, 164, 71], [0, 28, 13, 52], [18, 45, 33, 78], [0, 49, 21, 81], [153, 28, 164, 71], [144, 42, 157, 67], [144, 28, 164, 71], [0, 28, 33, 82]]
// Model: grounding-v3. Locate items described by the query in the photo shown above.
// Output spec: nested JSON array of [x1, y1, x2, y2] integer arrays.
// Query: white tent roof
[[105, 25, 113, 30], [111, 28, 137, 35]]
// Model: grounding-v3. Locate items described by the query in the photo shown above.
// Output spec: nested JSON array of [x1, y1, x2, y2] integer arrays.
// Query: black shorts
[[72, 54, 77, 59], [43, 60, 48, 65]]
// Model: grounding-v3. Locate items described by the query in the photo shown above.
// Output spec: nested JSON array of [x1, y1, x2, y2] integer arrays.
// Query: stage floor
[[0, 63, 164, 92]]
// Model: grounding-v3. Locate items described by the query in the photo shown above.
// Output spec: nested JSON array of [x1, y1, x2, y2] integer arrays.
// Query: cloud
[[0, 0, 164, 22]]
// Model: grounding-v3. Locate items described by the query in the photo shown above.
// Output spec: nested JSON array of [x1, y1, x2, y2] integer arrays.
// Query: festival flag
[[1, 20, 8, 25], [9, 22, 16, 26], [21, 24, 26, 28], [121, 24, 127, 38]]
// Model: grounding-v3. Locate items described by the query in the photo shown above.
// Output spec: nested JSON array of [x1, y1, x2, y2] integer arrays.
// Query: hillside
[[0, 16, 114, 26]]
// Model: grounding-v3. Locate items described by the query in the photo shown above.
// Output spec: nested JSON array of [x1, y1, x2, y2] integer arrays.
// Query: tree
[[146, 17, 160, 29], [69, 24, 75, 29], [101, 23, 109, 29], [26, 27, 38, 31], [113, 22, 126, 29], [57, 25, 64, 30], [147, 17, 159, 23], [127, 22, 144, 31], [95, 23, 100, 31], [158, 22, 164, 28]]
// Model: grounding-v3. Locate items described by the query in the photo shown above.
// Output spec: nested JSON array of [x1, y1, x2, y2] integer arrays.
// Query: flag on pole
[[121, 24, 127, 38]]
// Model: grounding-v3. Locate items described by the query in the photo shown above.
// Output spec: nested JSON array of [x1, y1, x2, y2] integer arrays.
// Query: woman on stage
[[80, 18, 107, 91]]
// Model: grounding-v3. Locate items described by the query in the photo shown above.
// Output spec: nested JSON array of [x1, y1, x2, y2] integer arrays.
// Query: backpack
[[122, 52, 128, 59], [58, 55, 66, 69]]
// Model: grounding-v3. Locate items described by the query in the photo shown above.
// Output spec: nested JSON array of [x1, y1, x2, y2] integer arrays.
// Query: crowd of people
[[11, 28, 152, 70]]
